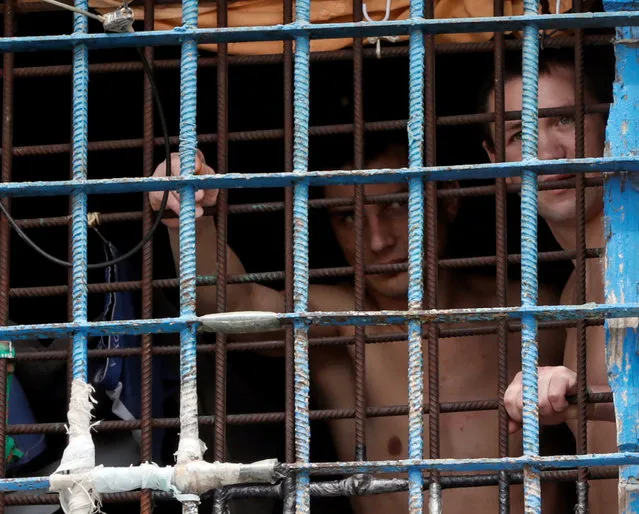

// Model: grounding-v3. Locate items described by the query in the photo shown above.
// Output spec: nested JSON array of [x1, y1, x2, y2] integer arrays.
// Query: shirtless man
[[481, 48, 617, 512], [149, 137, 565, 513]]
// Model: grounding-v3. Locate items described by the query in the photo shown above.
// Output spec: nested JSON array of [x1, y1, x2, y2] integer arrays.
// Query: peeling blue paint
[[0, 158, 637, 198], [0, 12, 639, 52], [603, 1, 639, 511]]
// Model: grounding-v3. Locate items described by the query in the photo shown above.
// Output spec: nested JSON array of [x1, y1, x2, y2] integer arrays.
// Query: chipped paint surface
[[0, 158, 639, 198], [603, 1, 639, 510], [0, 12, 639, 52]]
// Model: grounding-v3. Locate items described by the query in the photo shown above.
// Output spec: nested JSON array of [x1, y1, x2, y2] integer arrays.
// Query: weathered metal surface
[[603, 1, 639, 511], [0, 158, 635, 198], [0, 12, 639, 52]]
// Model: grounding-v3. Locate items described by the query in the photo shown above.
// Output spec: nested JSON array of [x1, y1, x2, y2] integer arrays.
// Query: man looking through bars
[[481, 47, 617, 513], [149, 132, 566, 513]]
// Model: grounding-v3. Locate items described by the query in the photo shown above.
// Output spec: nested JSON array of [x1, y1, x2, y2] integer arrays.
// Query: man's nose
[[367, 215, 395, 254], [538, 132, 568, 161]]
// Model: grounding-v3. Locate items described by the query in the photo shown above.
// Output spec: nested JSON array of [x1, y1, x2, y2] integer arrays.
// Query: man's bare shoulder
[[559, 270, 578, 306], [452, 272, 561, 309], [450, 271, 520, 309], [308, 283, 357, 312]]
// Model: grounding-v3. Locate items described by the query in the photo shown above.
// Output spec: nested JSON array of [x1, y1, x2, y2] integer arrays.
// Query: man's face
[[324, 150, 411, 299], [484, 64, 606, 226]]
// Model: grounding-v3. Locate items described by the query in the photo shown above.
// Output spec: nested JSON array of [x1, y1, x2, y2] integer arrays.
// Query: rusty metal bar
[[493, 0, 510, 510], [214, 0, 229, 469], [424, 0, 441, 507], [573, 4, 590, 512], [0, 2, 14, 513], [3, 392, 612, 433], [140, 2, 155, 514], [352, 0, 367, 464], [6, 247, 604, 298], [7, 175, 606, 231], [0, 104, 610, 158], [0, 34, 613, 81]]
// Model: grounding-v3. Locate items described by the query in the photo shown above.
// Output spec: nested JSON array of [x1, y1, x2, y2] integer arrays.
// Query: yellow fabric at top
[[92, 0, 573, 55]]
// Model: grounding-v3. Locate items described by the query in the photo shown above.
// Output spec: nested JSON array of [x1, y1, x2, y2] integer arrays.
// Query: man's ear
[[482, 140, 496, 163], [482, 140, 515, 184]]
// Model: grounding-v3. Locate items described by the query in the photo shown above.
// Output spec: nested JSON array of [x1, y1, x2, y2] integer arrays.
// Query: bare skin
[[150, 147, 565, 513], [485, 64, 617, 513]]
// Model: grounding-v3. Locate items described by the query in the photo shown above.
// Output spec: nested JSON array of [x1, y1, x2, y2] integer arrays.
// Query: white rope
[[362, 0, 399, 58]]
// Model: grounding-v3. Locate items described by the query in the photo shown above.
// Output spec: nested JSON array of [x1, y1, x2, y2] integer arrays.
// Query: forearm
[[167, 216, 254, 315]]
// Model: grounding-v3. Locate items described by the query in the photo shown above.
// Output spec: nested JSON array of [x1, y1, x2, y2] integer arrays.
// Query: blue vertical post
[[520, 0, 541, 512], [70, 0, 89, 381], [176, 0, 202, 511], [292, 0, 311, 512], [602, 2, 639, 512], [406, 0, 425, 512]]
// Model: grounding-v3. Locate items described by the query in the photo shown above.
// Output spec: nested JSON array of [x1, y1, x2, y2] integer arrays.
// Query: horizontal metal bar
[[0, 12, 633, 53], [0, 35, 613, 81], [0, 467, 620, 505], [3, 104, 609, 158], [282, 303, 639, 326], [0, 157, 633, 198], [0, 303, 636, 340], [5, 392, 611, 433], [7, 247, 603, 299], [9, 319, 604, 362], [294, 452, 639, 475]]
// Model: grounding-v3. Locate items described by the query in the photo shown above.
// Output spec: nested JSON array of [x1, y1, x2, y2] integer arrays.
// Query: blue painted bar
[[519, 1, 541, 511], [2, 12, 639, 52], [1, 158, 637, 198], [0, 451, 637, 494], [292, 0, 311, 510], [293, 452, 639, 474], [70, 0, 89, 381], [602, 1, 639, 511], [6, 303, 639, 341], [405, 0, 425, 508], [175, 0, 202, 484]]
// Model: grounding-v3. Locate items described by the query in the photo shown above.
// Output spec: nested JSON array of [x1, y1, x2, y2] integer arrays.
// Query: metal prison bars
[[1, 0, 639, 514]]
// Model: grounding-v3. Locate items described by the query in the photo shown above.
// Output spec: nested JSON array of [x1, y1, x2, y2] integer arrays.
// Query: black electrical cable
[[0, 45, 175, 269]]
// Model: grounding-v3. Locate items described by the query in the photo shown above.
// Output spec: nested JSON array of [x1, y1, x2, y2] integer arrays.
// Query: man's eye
[[339, 213, 355, 224], [558, 116, 575, 126], [510, 131, 522, 143]]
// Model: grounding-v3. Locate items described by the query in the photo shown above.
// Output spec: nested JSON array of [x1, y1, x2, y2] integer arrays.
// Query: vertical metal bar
[[292, 0, 311, 510], [352, 0, 367, 464], [520, 1, 541, 512], [283, 0, 296, 509], [601, 3, 639, 512], [407, 0, 425, 510], [214, 1, 230, 513], [140, 2, 156, 514], [572, 2, 589, 511], [283, 0, 295, 470], [70, 0, 90, 383], [176, 0, 202, 512], [214, 0, 229, 465], [424, 0, 439, 510], [0, 3, 14, 514], [493, 0, 510, 511]]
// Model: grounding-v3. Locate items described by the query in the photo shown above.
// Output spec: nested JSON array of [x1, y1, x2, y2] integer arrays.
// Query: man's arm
[[151, 152, 285, 316]]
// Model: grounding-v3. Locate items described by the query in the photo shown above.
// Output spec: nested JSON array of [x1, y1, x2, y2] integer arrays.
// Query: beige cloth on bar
[[92, 0, 573, 55]]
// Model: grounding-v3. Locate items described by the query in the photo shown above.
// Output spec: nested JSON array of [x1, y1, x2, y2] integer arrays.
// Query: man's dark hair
[[479, 46, 615, 152]]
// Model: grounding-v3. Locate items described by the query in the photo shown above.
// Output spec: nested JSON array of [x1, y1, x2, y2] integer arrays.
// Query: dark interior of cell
[[0, 7, 616, 514]]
